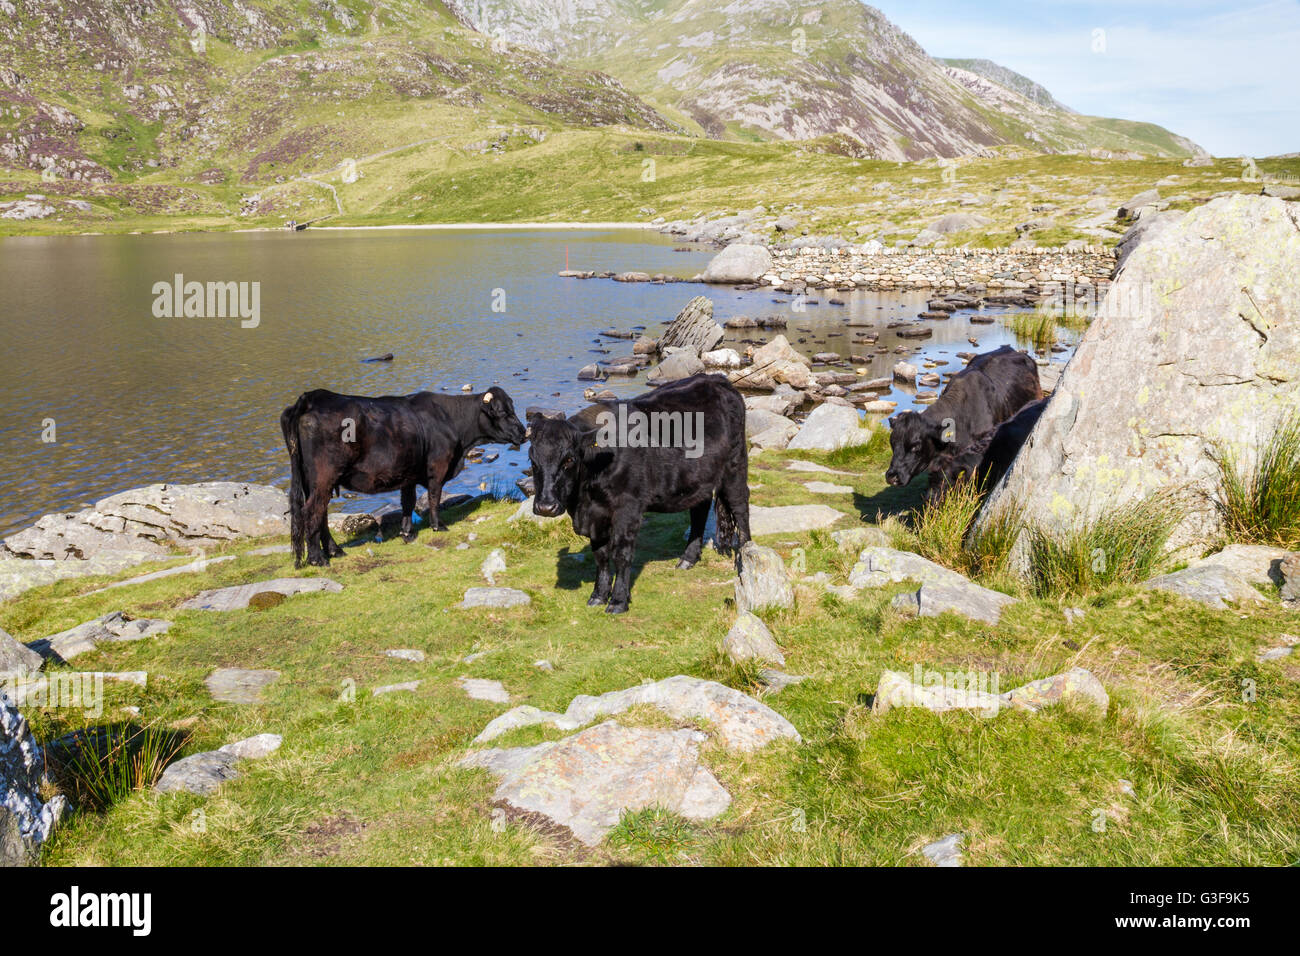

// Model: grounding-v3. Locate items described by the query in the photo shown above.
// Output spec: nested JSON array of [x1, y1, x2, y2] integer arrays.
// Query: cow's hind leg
[[715, 466, 751, 555], [677, 500, 711, 570], [303, 486, 332, 566], [399, 484, 418, 543]]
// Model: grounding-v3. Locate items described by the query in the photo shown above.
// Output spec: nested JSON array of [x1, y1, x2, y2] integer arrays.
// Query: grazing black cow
[[281, 387, 526, 567], [527, 374, 750, 614], [929, 398, 1047, 501], [885, 345, 1042, 496]]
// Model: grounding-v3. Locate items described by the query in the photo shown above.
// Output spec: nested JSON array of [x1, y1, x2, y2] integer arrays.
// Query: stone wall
[[763, 247, 1116, 292]]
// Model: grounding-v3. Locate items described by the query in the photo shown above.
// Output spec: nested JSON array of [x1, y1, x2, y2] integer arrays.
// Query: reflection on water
[[0, 228, 1067, 536]]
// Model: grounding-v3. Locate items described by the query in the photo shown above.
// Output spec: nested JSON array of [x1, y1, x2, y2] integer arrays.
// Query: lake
[[0, 228, 1064, 537]]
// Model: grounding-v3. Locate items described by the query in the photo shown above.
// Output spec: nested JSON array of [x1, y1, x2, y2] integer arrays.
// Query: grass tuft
[[907, 479, 1024, 584], [1213, 408, 1300, 550], [1025, 492, 1180, 597], [44, 721, 189, 811]]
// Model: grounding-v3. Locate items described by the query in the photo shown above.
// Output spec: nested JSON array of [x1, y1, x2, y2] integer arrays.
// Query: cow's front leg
[[677, 500, 711, 570], [605, 515, 640, 614], [588, 535, 613, 607], [399, 484, 418, 543]]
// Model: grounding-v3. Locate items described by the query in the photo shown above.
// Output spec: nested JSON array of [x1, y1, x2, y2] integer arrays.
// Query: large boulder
[[658, 296, 723, 355], [700, 243, 773, 283], [977, 196, 1300, 561], [730, 335, 814, 391], [787, 404, 872, 452], [1, 697, 66, 866]]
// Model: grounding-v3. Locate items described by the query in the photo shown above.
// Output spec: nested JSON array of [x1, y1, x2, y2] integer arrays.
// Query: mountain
[[0, 0, 673, 188], [454, 0, 1201, 160], [0, 0, 1204, 232]]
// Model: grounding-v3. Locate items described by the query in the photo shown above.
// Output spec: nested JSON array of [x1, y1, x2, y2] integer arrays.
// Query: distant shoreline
[[276, 222, 660, 233]]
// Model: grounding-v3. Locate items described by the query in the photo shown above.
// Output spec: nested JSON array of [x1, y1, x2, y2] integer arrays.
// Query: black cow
[[281, 387, 526, 567], [929, 398, 1047, 501], [885, 345, 1042, 496], [527, 374, 750, 614]]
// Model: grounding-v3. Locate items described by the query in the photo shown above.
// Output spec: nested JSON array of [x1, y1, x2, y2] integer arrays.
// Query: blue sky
[[874, 0, 1299, 157]]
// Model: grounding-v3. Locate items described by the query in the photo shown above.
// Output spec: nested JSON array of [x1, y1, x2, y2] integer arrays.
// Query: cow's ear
[[578, 427, 603, 457]]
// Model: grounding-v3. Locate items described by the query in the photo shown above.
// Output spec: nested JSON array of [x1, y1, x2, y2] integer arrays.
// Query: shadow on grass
[[551, 512, 698, 595]]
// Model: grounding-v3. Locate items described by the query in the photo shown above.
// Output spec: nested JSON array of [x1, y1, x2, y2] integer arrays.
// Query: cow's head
[[885, 411, 948, 487], [527, 414, 591, 518], [477, 387, 527, 446]]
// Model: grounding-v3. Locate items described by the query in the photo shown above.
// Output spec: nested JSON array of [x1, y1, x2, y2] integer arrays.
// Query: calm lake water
[[0, 228, 1063, 537]]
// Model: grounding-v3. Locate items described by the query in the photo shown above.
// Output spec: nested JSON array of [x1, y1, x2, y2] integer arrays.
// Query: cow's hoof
[[587, 594, 609, 607], [401, 534, 417, 544], [605, 602, 629, 615]]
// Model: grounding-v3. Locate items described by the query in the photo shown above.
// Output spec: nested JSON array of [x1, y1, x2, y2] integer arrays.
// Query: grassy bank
[[6, 436, 1299, 866], [5, 141, 1298, 246]]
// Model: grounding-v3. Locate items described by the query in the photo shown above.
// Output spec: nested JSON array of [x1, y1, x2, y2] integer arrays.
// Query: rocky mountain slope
[[454, 0, 1201, 160], [0, 0, 673, 189]]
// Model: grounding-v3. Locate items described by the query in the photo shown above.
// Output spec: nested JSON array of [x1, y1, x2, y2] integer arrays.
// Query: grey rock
[[480, 549, 507, 586], [647, 349, 705, 383], [701, 244, 773, 283], [458, 677, 510, 703], [831, 527, 891, 551], [749, 422, 800, 450], [849, 547, 969, 589], [759, 668, 807, 693], [1193, 544, 1290, 587], [1280, 552, 1300, 604], [458, 587, 531, 609], [373, 680, 422, 697], [891, 580, 1019, 625], [787, 403, 872, 452], [460, 721, 730, 846], [384, 648, 425, 662], [786, 460, 854, 476], [1146, 564, 1270, 610], [745, 408, 798, 439], [204, 668, 280, 704], [218, 733, 282, 760], [922, 833, 965, 867], [154, 751, 239, 795], [27, 611, 172, 662], [723, 612, 785, 667], [804, 481, 853, 495], [180, 577, 342, 611], [1, 696, 67, 866], [735, 542, 793, 613], [658, 295, 724, 355], [977, 197, 1300, 563], [89, 553, 237, 593], [0, 627, 43, 680], [4, 482, 288, 564], [472, 675, 799, 752], [750, 504, 845, 536]]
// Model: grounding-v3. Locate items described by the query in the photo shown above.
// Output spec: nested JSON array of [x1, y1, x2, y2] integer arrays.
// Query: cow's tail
[[280, 394, 311, 569], [714, 493, 737, 556]]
